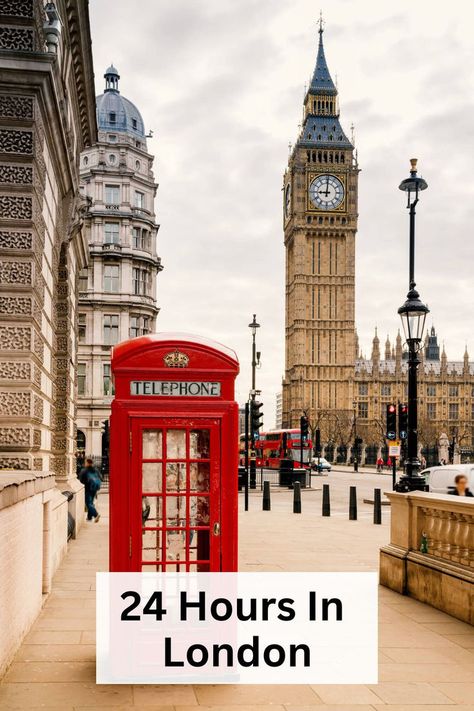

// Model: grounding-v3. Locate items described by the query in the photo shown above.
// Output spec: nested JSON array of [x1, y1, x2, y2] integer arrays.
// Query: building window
[[103, 314, 119, 345], [103, 264, 120, 292], [134, 190, 145, 209], [104, 222, 119, 244], [449, 403, 459, 420], [132, 227, 149, 250], [109, 112, 116, 124], [108, 134, 117, 142], [132, 118, 137, 129], [427, 402, 436, 419], [108, 154, 116, 165], [105, 184, 120, 204], [78, 313, 86, 343], [132, 266, 150, 295], [130, 314, 150, 338], [78, 268, 88, 293], [358, 402, 368, 419], [77, 363, 86, 396], [358, 383, 368, 396], [449, 385, 459, 397], [381, 384, 391, 396], [426, 384, 436, 397], [103, 363, 114, 396]]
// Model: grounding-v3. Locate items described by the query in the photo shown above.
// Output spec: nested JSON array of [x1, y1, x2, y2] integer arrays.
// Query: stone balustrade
[[380, 491, 473, 625]]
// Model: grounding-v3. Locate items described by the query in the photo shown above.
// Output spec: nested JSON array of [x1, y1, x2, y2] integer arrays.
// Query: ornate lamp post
[[396, 159, 429, 492]]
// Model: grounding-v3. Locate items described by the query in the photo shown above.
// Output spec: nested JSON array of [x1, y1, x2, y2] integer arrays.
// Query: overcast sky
[[90, 0, 474, 426]]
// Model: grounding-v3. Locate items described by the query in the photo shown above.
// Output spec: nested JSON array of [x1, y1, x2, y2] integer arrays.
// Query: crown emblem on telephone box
[[163, 349, 189, 368]]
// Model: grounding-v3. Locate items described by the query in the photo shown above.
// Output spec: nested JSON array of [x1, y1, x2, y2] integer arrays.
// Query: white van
[[422, 464, 474, 494]]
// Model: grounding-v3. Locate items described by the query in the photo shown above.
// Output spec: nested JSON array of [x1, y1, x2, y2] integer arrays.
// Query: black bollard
[[263, 480, 271, 511], [349, 485, 357, 520], [373, 487, 382, 524], [322, 483, 330, 517], [293, 481, 301, 514]]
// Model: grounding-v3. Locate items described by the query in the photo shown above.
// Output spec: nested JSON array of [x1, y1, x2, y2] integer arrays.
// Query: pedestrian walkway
[[1, 493, 473, 709]]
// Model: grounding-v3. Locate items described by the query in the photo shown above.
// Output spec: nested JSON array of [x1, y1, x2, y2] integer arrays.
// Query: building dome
[[96, 65, 145, 138]]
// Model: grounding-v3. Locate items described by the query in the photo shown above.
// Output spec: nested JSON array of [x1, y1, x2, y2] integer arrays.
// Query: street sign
[[389, 444, 401, 457]]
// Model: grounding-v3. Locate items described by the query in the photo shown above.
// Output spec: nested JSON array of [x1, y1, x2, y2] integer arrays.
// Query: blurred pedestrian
[[449, 474, 473, 497], [78, 457, 102, 522]]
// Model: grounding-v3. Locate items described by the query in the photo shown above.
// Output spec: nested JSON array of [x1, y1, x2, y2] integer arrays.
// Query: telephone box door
[[131, 417, 221, 572]]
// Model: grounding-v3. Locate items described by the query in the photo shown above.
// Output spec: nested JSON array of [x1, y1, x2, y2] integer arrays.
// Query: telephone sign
[[109, 333, 239, 573]]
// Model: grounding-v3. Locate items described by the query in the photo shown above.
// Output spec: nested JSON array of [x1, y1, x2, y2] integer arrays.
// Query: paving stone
[[309, 684, 380, 704], [367, 681, 455, 704], [434, 683, 474, 704]]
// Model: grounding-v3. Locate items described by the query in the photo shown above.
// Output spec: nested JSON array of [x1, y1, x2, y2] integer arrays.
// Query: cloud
[[89, 0, 474, 425]]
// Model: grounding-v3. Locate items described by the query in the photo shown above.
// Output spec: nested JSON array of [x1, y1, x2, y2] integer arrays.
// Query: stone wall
[[0, 0, 96, 486], [380, 491, 474, 625], [0, 471, 67, 677]]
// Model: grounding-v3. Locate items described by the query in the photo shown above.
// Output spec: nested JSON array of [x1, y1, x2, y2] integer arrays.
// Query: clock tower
[[282, 22, 358, 429]]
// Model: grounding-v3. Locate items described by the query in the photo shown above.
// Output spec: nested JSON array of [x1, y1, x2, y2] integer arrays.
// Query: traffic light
[[386, 403, 396, 440], [398, 403, 408, 440], [250, 400, 263, 437], [300, 415, 309, 441], [314, 428, 321, 454]]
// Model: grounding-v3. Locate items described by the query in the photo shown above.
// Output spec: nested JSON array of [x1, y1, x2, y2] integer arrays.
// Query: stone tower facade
[[282, 24, 358, 431], [76, 66, 162, 459], [0, 0, 96, 481]]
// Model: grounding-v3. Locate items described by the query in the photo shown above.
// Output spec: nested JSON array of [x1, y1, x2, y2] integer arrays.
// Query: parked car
[[310, 456, 331, 473], [422, 464, 474, 494]]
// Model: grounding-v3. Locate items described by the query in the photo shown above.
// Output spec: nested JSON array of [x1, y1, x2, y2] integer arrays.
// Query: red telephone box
[[109, 333, 239, 573]]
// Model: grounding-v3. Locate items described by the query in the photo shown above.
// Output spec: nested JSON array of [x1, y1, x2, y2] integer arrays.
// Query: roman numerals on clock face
[[309, 175, 344, 210]]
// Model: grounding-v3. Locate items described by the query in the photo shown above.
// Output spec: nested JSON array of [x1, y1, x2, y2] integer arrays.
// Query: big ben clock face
[[309, 174, 344, 210]]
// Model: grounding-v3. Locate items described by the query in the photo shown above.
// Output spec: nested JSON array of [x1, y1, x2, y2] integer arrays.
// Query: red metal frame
[[110, 334, 239, 572]]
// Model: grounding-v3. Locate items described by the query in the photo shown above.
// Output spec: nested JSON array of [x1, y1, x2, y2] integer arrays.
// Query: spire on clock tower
[[299, 21, 352, 148], [310, 18, 337, 95]]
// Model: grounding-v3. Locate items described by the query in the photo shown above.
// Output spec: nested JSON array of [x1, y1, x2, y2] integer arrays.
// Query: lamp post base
[[394, 474, 427, 493]]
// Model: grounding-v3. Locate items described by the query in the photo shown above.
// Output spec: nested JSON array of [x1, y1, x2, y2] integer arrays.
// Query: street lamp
[[248, 314, 261, 490], [396, 159, 429, 492], [248, 314, 261, 399], [353, 400, 358, 472]]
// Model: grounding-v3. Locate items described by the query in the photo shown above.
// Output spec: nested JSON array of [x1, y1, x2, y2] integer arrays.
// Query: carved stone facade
[[282, 26, 358, 430], [0, 0, 96, 478], [77, 66, 162, 458]]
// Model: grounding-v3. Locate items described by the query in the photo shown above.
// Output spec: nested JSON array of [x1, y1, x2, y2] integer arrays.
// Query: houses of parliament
[[281, 23, 474, 460]]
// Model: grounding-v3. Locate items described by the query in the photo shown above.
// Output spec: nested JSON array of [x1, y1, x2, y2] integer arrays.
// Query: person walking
[[78, 457, 102, 522], [376, 456, 384, 473]]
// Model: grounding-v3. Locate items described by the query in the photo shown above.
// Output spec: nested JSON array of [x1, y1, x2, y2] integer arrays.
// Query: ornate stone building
[[282, 25, 474, 462], [0, 0, 96, 490], [354, 327, 474, 463], [282, 23, 358, 431], [76, 66, 162, 459]]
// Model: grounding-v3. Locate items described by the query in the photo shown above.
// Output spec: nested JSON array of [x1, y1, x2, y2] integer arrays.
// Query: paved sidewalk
[[1, 493, 473, 710]]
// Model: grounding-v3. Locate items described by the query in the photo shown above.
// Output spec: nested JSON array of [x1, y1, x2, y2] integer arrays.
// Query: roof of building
[[299, 115, 352, 148], [298, 25, 352, 150], [309, 25, 337, 95], [96, 65, 146, 138], [355, 358, 474, 377]]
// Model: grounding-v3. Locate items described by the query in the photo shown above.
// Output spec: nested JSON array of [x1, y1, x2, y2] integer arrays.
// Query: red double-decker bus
[[254, 429, 312, 469]]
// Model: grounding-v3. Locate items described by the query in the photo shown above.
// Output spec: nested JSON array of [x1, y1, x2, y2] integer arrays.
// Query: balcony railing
[[102, 243, 122, 252], [380, 491, 474, 624]]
